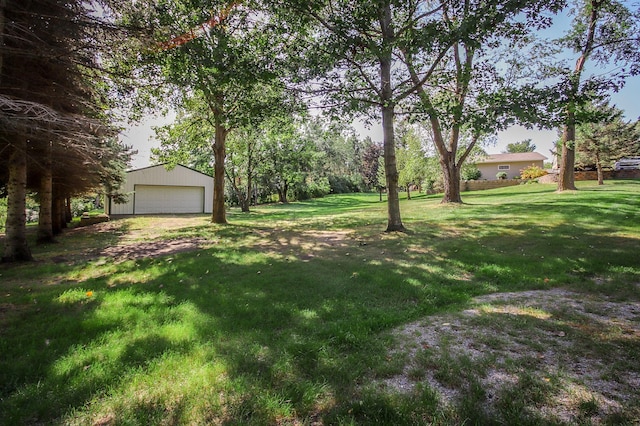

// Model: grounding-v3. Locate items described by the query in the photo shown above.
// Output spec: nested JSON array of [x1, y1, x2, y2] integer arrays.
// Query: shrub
[[328, 175, 363, 193], [496, 172, 508, 180], [292, 177, 330, 201], [461, 166, 482, 180], [520, 165, 547, 180]]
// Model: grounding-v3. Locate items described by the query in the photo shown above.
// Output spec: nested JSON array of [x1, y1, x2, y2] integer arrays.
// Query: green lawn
[[1, 181, 639, 425]]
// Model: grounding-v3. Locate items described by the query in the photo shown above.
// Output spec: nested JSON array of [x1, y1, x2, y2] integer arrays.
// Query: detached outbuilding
[[475, 152, 547, 180], [105, 164, 213, 215]]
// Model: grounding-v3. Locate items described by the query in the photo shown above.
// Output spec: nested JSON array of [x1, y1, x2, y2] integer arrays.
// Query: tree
[[576, 102, 640, 184], [361, 139, 383, 191], [403, 0, 564, 203], [226, 126, 262, 212], [277, 0, 423, 231], [118, 1, 289, 223], [305, 117, 366, 194], [259, 116, 318, 203], [151, 97, 215, 176], [505, 139, 537, 153], [396, 122, 431, 199], [553, 0, 640, 191], [1, 0, 129, 261]]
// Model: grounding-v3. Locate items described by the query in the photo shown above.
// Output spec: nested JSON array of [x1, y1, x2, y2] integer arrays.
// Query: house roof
[[127, 163, 213, 178], [475, 152, 548, 164]]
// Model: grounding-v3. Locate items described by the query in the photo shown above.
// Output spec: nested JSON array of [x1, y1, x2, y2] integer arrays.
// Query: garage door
[[134, 185, 205, 214]]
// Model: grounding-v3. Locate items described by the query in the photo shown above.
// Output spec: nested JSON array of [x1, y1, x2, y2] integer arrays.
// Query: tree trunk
[[278, 182, 289, 203], [65, 196, 72, 223], [239, 178, 251, 212], [0, 0, 5, 78], [378, 2, 405, 232], [212, 121, 227, 224], [558, 114, 578, 191], [381, 103, 405, 232], [37, 162, 54, 243], [596, 153, 604, 185], [405, 53, 464, 204], [2, 137, 33, 262], [406, 185, 411, 200], [52, 196, 65, 235], [441, 153, 462, 203], [244, 149, 253, 212]]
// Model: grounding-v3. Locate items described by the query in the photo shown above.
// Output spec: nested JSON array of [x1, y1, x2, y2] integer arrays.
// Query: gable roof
[[127, 163, 213, 178], [475, 152, 547, 164]]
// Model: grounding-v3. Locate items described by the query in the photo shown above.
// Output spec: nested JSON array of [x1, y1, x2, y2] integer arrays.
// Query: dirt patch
[[95, 238, 207, 263], [382, 288, 640, 423]]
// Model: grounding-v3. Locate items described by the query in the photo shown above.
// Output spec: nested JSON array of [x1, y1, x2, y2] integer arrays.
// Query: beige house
[[475, 152, 547, 180], [105, 164, 213, 215]]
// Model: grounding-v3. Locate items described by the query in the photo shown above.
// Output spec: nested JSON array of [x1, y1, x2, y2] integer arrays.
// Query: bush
[[461, 166, 482, 180], [71, 198, 91, 217], [520, 165, 547, 180], [292, 177, 330, 201], [496, 172, 508, 180], [328, 175, 363, 193], [70, 196, 101, 217]]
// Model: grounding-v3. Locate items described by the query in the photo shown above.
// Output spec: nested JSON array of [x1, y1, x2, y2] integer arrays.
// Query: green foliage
[[576, 102, 640, 170], [519, 165, 548, 180], [327, 175, 364, 194], [396, 122, 432, 190], [496, 172, 508, 180], [505, 139, 536, 153], [303, 117, 369, 194], [70, 196, 101, 218], [291, 177, 331, 201], [461, 166, 482, 181], [361, 140, 383, 190], [0, 197, 6, 233]]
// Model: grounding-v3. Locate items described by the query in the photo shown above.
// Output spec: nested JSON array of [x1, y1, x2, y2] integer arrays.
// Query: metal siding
[[134, 185, 204, 214], [106, 165, 213, 215]]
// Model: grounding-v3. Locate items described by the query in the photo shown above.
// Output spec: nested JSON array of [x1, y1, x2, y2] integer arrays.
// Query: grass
[[1, 180, 639, 425]]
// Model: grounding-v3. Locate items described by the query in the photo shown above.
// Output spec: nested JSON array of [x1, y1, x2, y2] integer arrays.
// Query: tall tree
[[361, 139, 383, 191], [305, 117, 366, 193], [1, 0, 128, 261], [403, 0, 564, 203], [118, 1, 290, 224], [554, 0, 640, 191], [276, 0, 424, 231], [225, 125, 262, 212]]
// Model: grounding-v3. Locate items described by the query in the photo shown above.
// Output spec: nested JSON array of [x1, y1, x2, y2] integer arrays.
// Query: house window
[[498, 165, 510, 170]]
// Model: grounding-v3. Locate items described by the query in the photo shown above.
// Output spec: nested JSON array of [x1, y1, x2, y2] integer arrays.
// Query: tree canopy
[[505, 139, 537, 153]]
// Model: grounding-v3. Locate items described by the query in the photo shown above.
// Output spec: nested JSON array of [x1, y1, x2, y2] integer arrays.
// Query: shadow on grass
[[1, 185, 639, 424]]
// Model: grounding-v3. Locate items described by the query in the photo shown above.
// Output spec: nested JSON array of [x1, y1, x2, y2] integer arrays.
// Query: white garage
[[105, 164, 213, 215]]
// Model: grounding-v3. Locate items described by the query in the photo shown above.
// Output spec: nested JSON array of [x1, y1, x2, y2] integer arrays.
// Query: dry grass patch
[[381, 288, 640, 424]]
